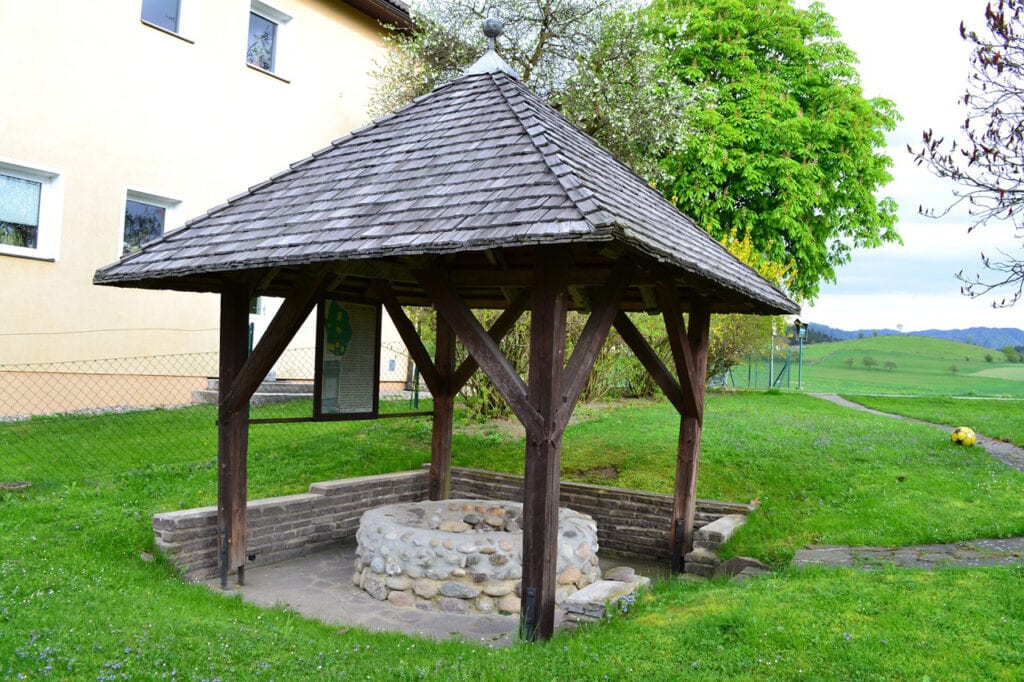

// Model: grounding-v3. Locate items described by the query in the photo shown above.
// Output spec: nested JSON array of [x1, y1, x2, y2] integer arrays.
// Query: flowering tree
[[913, 0, 1024, 306]]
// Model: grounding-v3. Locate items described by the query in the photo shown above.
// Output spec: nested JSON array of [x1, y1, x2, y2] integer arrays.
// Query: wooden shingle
[[94, 59, 798, 316]]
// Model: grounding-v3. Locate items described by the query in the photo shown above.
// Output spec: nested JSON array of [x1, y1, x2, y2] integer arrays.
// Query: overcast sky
[[797, 0, 1023, 332]]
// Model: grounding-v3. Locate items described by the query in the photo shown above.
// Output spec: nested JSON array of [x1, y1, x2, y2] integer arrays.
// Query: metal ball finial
[[482, 17, 503, 40]]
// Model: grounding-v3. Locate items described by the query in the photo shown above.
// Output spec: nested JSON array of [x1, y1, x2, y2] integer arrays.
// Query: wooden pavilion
[[95, 42, 798, 641]]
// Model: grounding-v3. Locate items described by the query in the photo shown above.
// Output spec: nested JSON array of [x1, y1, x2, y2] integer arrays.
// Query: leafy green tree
[[862, 356, 878, 370], [1001, 345, 1019, 363], [643, 0, 901, 300], [885, 360, 898, 371], [372, 0, 900, 301], [914, 0, 1024, 306]]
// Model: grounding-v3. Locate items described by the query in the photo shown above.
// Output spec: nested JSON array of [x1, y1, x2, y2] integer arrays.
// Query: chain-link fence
[[713, 349, 795, 390], [0, 344, 423, 488]]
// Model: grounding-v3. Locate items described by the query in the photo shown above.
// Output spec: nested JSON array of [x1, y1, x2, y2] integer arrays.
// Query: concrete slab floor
[[204, 541, 671, 648]]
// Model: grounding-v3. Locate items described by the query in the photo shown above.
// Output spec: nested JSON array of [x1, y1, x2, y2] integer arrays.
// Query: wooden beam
[[217, 284, 251, 589], [657, 282, 702, 423], [452, 289, 529, 393], [612, 312, 686, 415], [429, 312, 455, 501], [670, 301, 711, 571], [556, 260, 634, 432], [520, 247, 570, 642], [222, 272, 331, 416], [446, 268, 657, 288], [378, 281, 443, 396], [415, 264, 543, 436]]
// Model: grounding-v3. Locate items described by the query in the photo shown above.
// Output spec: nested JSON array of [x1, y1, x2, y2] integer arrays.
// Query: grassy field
[[842, 395, 1024, 445], [3, 392, 1024, 679], [797, 335, 1024, 397]]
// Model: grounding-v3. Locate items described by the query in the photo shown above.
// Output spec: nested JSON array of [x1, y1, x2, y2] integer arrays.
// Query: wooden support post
[[430, 311, 455, 500], [520, 247, 569, 643], [663, 298, 711, 572], [217, 284, 251, 589]]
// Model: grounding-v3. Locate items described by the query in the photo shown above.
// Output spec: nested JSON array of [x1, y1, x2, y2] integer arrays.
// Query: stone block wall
[[448, 466, 755, 561], [152, 470, 427, 581], [152, 467, 755, 580]]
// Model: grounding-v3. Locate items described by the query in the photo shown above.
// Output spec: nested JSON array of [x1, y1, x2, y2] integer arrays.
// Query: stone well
[[353, 499, 601, 614]]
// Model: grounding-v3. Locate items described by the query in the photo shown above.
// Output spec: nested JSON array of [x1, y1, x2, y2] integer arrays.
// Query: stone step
[[560, 571, 651, 623], [203, 378, 314, 394], [192, 379, 314, 407], [693, 513, 747, 550]]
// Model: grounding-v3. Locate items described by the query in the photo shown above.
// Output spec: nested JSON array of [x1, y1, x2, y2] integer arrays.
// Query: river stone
[[363, 574, 388, 601], [439, 521, 470, 533], [497, 595, 521, 614], [439, 597, 469, 614], [386, 575, 411, 591], [388, 591, 414, 608], [483, 580, 514, 597], [370, 557, 385, 574], [440, 581, 480, 599], [484, 514, 504, 527], [463, 513, 482, 525], [476, 595, 496, 613], [558, 565, 582, 585], [412, 579, 438, 599], [603, 566, 636, 582]]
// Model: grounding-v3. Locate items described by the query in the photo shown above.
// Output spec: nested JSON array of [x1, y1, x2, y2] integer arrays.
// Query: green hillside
[[795, 335, 1024, 396]]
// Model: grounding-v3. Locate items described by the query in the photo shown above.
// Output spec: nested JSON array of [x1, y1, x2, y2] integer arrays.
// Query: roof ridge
[[484, 72, 607, 234]]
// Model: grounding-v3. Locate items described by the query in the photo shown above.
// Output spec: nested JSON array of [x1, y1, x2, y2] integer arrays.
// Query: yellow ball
[[951, 426, 976, 446]]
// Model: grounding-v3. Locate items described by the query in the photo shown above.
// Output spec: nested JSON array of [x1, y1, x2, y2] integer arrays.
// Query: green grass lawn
[[840, 395, 1024, 446], [3, 393, 1024, 679], [797, 335, 1024, 396]]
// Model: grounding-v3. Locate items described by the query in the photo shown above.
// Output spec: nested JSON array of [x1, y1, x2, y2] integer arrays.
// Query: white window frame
[[247, 1, 292, 79], [140, 0, 198, 43], [0, 158, 64, 262], [121, 188, 182, 257]]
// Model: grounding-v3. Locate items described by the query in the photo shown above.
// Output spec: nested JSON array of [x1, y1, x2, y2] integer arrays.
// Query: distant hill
[[805, 323, 1024, 350]]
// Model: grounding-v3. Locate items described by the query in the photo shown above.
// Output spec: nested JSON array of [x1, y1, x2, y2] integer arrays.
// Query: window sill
[[0, 248, 56, 263], [246, 62, 290, 84], [140, 19, 195, 44]]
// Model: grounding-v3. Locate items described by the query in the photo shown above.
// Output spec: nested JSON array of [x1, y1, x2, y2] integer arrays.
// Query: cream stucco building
[[1, 0, 412, 412]]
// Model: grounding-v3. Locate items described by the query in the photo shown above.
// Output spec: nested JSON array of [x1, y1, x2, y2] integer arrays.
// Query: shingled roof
[[94, 54, 798, 316]]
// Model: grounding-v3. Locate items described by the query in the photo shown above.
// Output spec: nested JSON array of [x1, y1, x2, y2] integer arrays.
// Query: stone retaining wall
[[152, 467, 755, 580], [449, 466, 755, 561], [152, 471, 428, 581]]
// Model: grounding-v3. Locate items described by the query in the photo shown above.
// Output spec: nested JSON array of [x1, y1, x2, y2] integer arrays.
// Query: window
[[246, 2, 291, 75], [0, 174, 40, 249], [141, 0, 180, 33], [0, 159, 63, 261], [122, 190, 180, 255]]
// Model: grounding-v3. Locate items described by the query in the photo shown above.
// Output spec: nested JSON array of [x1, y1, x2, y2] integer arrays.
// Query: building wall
[[1, 0, 397, 366]]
